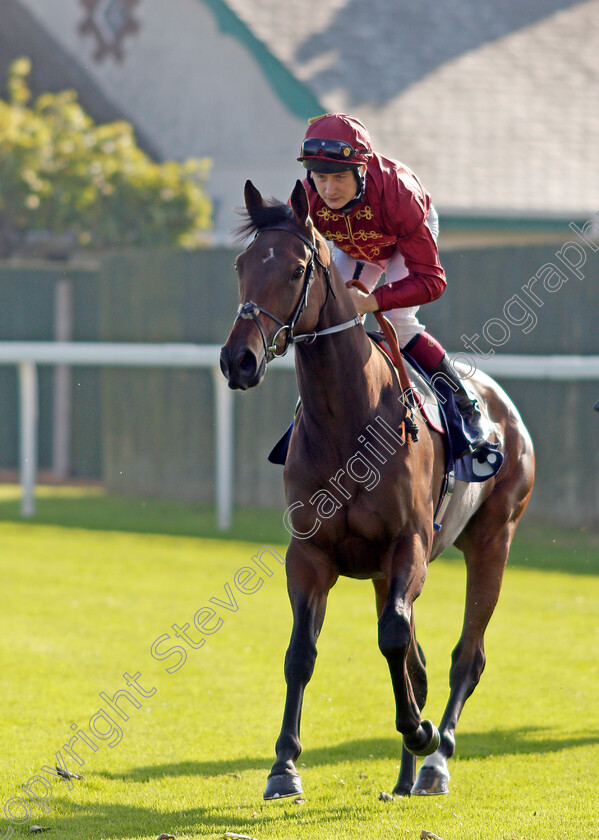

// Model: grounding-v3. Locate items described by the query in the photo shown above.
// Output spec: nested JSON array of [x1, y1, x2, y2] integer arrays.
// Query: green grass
[[0, 485, 597, 840]]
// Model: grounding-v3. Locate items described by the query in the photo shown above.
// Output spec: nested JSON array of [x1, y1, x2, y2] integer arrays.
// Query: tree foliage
[[0, 57, 212, 256]]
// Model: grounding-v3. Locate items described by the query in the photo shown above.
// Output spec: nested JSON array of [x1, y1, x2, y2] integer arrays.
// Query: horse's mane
[[235, 200, 295, 242]]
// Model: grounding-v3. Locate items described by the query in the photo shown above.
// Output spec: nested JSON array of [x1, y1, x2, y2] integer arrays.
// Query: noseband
[[236, 225, 338, 359]]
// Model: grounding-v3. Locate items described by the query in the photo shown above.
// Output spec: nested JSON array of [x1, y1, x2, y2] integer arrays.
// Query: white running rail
[[1, 342, 598, 526]]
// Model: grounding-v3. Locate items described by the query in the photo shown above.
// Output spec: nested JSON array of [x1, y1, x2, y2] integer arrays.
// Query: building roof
[[221, 0, 599, 217]]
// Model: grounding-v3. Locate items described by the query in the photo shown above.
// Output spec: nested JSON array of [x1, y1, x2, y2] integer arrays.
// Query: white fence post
[[53, 279, 73, 479], [18, 361, 38, 517], [212, 367, 234, 531]]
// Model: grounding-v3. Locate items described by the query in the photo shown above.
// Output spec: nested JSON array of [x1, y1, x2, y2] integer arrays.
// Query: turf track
[[1, 486, 597, 840]]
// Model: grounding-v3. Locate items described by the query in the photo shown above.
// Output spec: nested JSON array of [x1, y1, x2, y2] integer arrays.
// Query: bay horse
[[220, 180, 535, 798]]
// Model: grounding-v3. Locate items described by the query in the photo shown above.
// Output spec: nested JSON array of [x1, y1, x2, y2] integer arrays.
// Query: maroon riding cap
[[298, 113, 373, 169]]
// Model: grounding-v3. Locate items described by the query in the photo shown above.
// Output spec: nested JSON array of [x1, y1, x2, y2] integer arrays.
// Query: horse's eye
[[291, 265, 305, 280]]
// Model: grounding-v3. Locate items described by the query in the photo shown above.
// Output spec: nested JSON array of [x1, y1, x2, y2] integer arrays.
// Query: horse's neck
[[294, 293, 376, 434]]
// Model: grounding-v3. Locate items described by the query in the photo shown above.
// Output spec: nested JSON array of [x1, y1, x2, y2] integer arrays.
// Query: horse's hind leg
[[412, 517, 518, 795]]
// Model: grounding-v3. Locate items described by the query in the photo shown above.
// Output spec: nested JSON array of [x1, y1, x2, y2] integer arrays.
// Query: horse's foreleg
[[378, 541, 440, 763], [374, 579, 429, 796], [412, 522, 515, 795], [264, 551, 336, 800], [394, 626, 428, 795]]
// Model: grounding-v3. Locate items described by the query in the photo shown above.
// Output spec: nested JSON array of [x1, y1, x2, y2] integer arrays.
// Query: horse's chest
[[315, 493, 406, 579]]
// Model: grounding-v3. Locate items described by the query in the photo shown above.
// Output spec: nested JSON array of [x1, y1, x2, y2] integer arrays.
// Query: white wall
[[19, 0, 307, 239]]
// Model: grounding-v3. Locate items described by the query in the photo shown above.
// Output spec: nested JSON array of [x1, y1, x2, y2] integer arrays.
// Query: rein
[[349, 269, 419, 442], [236, 224, 360, 359]]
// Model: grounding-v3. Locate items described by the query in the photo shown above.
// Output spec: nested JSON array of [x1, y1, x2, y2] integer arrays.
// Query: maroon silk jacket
[[304, 153, 447, 311]]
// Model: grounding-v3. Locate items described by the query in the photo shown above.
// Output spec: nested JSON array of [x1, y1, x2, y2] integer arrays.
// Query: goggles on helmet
[[300, 137, 360, 161]]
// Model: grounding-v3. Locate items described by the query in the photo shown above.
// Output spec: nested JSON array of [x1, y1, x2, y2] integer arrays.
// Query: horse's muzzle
[[220, 343, 265, 390]]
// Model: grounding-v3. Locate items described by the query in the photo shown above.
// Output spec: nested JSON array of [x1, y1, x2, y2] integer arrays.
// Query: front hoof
[[263, 773, 303, 800], [411, 765, 450, 796], [403, 720, 441, 757]]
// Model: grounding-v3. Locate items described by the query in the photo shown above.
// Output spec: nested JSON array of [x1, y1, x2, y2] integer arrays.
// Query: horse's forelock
[[234, 201, 295, 242]]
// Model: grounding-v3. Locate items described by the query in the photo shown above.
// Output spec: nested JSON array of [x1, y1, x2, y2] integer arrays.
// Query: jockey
[[298, 112, 486, 450]]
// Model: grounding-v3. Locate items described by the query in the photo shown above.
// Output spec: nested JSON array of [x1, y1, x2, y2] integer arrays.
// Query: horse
[[220, 180, 535, 799]]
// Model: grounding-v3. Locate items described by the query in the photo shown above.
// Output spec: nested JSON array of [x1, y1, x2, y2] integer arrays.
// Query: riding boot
[[429, 354, 487, 451], [402, 332, 486, 453]]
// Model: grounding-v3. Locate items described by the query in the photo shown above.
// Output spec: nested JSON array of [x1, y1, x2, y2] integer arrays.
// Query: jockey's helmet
[[298, 114, 372, 209], [297, 113, 373, 173]]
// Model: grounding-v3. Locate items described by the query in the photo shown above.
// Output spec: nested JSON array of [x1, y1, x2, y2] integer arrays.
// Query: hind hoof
[[403, 720, 441, 757], [263, 773, 303, 800], [392, 782, 412, 797], [411, 765, 450, 795]]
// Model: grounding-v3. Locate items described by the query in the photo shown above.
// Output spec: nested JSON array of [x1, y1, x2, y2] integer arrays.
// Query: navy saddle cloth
[[400, 350, 503, 483]]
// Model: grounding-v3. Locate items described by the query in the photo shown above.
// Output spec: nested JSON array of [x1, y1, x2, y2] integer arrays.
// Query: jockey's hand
[[347, 285, 379, 315]]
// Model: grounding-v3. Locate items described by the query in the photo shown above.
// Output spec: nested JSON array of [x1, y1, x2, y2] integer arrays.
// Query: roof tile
[[225, 0, 599, 214]]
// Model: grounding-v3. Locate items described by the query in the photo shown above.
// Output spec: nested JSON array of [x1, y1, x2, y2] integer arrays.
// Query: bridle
[[235, 225, 360, 359]]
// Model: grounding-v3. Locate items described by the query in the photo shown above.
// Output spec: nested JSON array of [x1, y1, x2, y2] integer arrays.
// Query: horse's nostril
[[237, 349, 257, 377]]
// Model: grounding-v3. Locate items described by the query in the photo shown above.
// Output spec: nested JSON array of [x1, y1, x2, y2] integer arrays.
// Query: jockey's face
[[311, 169, 359, 210]]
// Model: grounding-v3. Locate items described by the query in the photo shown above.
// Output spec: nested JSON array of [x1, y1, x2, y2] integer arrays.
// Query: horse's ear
[[290, 179, 310, 227], [244, 180, 265, 211]]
